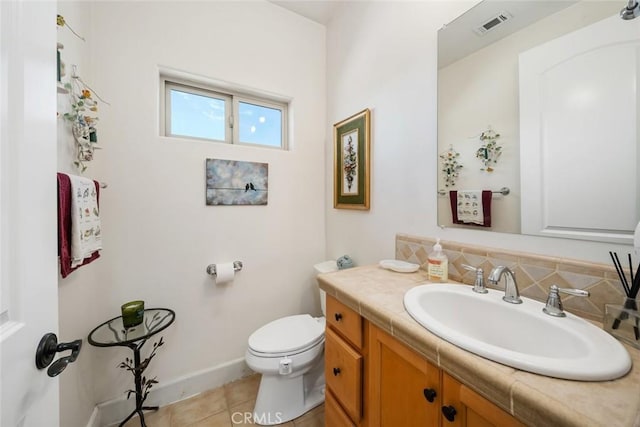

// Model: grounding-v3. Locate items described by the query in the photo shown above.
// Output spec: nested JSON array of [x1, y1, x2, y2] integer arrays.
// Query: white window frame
[[165, 81, 232, 144], [161, 75, 288, 150]]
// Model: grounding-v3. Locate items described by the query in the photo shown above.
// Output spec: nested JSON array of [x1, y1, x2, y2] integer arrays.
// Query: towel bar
[[206, 261, 243, 277], [438, 187, 510, 197]]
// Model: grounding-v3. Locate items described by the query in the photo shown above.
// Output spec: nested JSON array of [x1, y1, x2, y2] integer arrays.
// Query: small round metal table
[[88, 308, 175, 427]]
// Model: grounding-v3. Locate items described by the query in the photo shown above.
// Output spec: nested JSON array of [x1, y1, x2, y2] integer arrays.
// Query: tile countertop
[[317, 265, 640, 427]]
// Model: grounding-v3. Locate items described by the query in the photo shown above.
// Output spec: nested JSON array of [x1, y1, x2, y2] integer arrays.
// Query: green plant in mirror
[[476, 127, 502, 172], [439, 146, 463, 187]]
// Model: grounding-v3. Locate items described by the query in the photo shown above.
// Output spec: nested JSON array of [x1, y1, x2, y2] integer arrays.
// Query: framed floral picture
[[334, 109, 371, 210]]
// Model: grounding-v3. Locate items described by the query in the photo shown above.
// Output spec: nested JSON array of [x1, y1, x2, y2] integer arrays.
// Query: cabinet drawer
[[326, 296, 363, 349], [325, 389, 357, 427], [325, 327, 363, 423]]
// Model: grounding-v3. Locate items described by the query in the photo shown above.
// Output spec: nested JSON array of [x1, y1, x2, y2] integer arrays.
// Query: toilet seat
[[248, 314, 325, 357]]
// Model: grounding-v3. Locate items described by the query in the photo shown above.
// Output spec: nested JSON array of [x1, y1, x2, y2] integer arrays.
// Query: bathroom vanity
[[319, 265, 640, 427], [325, 296, 364, 426]]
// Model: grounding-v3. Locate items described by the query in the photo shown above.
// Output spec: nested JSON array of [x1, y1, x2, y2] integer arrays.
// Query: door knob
[[442, 405, 457, 422], [423, 387, 437, 403], [35, 333, 82, 377]]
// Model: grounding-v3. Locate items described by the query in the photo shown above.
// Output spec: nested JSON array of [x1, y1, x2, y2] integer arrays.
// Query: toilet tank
[[314, 260, 338, 316]]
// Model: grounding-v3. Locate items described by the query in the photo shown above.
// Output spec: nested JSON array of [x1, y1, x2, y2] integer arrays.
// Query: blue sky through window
[[238, 102, 282, 147], [170, 89, 225, 140]]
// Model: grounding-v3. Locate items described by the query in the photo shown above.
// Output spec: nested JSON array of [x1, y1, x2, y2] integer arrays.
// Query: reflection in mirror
[[437, 1, 639, 243]]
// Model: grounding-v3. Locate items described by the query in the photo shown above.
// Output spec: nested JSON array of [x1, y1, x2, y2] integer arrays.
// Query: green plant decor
[[440, 146, 463, 187], [62, 79, 100, 172], [57, 14, 85, 41], [476, 128, 502, 172]]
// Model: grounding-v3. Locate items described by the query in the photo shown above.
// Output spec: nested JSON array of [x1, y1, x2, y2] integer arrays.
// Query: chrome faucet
[[543, 285, 590, 317], [488, 266, 522, 304], [462, 264, 487, 294]]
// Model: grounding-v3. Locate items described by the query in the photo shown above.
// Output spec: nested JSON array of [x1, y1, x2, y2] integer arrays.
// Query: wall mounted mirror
[[437, 0, 639, 244]]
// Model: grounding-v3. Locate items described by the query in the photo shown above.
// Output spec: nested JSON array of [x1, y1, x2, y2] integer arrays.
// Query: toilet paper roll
[[215, 262, 235, 284]]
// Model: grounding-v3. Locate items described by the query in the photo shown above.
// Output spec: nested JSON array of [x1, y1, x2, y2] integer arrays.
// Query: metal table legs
[[118, 343, 158, 427]]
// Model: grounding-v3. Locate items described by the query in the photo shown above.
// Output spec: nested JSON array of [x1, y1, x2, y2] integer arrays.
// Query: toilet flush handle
[[279, 357, 292, 375]]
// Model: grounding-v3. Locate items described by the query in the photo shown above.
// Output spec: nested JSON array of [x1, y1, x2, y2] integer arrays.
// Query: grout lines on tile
[[120, 374, 324, 427]]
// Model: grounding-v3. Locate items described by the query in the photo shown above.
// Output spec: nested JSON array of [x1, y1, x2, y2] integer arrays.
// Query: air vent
[[473, 11, 512, 36]]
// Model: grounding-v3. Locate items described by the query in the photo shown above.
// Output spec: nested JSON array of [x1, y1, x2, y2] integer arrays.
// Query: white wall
[[437, 16, 521, 234], [326, 0, 472, 264], [56, 3, 101, 426], [57, 1, 326, 422], [325, 0, 632, 267]]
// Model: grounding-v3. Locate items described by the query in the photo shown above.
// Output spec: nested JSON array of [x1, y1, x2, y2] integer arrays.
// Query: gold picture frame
[[334, 109, 371, 210]]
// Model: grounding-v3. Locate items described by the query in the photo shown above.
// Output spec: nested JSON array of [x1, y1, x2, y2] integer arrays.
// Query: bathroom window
[[163, 78, 288, 149]]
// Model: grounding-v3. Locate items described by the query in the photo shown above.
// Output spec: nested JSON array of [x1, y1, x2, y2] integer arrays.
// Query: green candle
[[121, 300, 144, 328]]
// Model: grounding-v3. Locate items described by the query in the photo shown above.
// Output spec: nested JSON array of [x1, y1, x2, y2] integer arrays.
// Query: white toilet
[[245, 261, 338, 425]]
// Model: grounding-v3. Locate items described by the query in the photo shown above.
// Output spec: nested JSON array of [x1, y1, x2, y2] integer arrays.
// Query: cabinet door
[[368, 324, 440, 427], [325, 327, 363, 423], [325, 389, 357, 427], [443, 372, 525, 427], [441, 371, 465, 427]]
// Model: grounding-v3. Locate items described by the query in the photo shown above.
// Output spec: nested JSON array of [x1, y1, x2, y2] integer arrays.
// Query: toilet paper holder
[[206, 261, 243, 277]]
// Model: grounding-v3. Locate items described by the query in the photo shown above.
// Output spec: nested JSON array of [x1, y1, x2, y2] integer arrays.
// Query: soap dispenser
[[428, 238, 449, 282]]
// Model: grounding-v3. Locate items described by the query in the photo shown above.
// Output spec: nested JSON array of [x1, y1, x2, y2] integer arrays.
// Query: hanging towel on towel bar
[[449, 190, 492, 227], [57, 173, 101, 278]]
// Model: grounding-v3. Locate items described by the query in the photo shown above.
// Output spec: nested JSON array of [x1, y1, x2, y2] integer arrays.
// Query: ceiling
[[271, 1, 583, 67], [438, 1, 576, 68], [269, 0, 339, 25]]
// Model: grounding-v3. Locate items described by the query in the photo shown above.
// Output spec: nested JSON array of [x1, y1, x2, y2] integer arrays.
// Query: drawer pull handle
[[333, 367, 341, 376], [442, 405, 457, 422], [334, 313, 343, 322], [423, 388, 437, 403]]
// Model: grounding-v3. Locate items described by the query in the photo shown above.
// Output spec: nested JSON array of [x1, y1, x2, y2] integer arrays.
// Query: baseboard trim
[[96, 357, 253, 426]]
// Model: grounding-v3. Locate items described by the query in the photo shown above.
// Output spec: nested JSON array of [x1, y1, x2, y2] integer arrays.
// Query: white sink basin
[[404, 284, 631, 381]]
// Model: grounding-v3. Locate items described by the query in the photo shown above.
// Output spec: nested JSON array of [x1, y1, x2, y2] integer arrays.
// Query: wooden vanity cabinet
[[442, 372, 525, 427], [367, 323, 524, 427], [324, 296, 365, 426], [326, 388, 357, 427], [368, 324, 441, 426], [323, 296, 524, 427]]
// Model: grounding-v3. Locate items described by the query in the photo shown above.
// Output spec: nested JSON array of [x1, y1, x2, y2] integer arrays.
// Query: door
[[1, 1, 60, 426], [368, 324, 441, 426], [520, 13, 640, 244], [441, 372, 525, 427]]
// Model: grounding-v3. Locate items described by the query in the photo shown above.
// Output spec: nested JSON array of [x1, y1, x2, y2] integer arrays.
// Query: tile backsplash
[[396, 233, 625, 322]]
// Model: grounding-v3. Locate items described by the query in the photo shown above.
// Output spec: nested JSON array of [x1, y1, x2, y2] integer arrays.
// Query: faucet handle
[[543, 284, 590, 317], [461, 264, 487, 294], [462, 264, 481, 273], [556, 286, 590, 298]]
